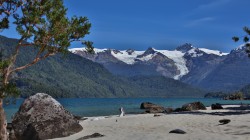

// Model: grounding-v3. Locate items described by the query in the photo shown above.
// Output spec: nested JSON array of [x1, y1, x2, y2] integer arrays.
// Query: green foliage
[[0, 36, 205, 98], [232, 36, 239, 42], [0, 49, 19, 98], [244, 36, 250, 42], [11, 0, 92, 54], [0, 49, 10, 71], [0, 83, 19, 98], [83, 41, 95, 54], [243, 26, 250, 35], [0, 0, 22, 30], [223, 91, 244, 100], [206, 91, 244, 100], [205, 83, 250, 99], [0, 0, 93, 99], [233, 26, 250, 57], [0, 17, 9, 29], [240, 84, 250, 98], [235, 91, 244, 99]]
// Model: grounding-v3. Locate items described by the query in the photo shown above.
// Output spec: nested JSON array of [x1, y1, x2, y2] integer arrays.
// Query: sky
[[2, 0, 250, 52]]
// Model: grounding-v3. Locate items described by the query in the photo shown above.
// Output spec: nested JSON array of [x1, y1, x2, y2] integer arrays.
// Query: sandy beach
[[51, 105, 250, 140]]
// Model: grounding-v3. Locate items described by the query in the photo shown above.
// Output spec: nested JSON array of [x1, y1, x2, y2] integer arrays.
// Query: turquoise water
[[4, 98, 250, 122]]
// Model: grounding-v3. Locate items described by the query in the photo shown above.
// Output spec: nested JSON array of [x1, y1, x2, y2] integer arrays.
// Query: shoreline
[[50, 105, 250, 140], [5, 98, 250, 122]]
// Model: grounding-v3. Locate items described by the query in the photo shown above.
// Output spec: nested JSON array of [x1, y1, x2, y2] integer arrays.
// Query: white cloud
[[196, 0, 231, 11], [185, 0, 232, 17], [186, 17, 215, 27]]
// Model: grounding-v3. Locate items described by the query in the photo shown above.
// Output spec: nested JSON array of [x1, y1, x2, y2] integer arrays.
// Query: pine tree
[[232, 26, 250, 56], [0, 0, 93, 139]]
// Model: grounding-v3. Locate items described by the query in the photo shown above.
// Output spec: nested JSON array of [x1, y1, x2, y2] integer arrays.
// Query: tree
[[0, 0, 93, 139], [232, 26, 250, 56], [223, 91, 244, 100]]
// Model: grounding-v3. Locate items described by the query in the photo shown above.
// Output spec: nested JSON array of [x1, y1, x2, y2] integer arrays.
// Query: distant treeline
[[204, 84, 250, 99]]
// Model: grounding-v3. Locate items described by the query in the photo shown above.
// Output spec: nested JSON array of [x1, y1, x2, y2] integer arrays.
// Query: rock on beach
[[12, 93, 82, 140]]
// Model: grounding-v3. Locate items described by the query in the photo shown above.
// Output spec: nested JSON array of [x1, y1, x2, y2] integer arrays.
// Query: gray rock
[[12, 93, 82, 140], [164, 107, 173, 113], [74, 115, 83, 120], [173, 108, 184, 112], [211, 103, 223, 110], [141, 102, 165, 113], [181, 102, 206, 111], [219, 119, 231, 125], [169, 129, 186, 134], [153, 114, 161, 117], [76, 133, 104, 140], [140, 102, 158, 109], [7, 123, 16, 140], [145, 107, 165, 113]]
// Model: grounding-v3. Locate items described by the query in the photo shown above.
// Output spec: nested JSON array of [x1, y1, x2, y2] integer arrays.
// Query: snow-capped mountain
[[69, 43, 250, 92], [70, 43, 250, 92], [69, 43, 228, 80]]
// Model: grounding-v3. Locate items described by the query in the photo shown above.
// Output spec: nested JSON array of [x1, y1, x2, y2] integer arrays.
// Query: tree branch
[[10, 52, 55, 73], [3, 36, 25, 84], [19, 43, 35, 47]]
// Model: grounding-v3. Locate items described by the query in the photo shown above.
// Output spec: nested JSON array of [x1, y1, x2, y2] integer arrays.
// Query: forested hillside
[[0, 35, 205, 98]]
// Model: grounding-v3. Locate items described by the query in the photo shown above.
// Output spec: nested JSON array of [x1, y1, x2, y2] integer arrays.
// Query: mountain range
[[69, 43, 250, 92], [0, 36, 204, 98]]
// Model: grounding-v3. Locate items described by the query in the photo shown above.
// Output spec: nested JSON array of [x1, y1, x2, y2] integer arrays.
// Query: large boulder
[[140, 102, 165, 113], [181, 102, 206, 111], [140, 102, 162, 109], [145, 106, 165, 113], [12, 93, 82, 140], [140, 102, 154, 109]]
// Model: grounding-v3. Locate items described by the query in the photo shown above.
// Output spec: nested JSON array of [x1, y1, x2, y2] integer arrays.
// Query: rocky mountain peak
[[176, 43, 193, 52], [231, 45, 248, 53], [137, 47, 156, 58], [144, 47, 156, 54], [126, 49, 135, 55], [227, 45, 249, 59], [112, 49, 121, 54]]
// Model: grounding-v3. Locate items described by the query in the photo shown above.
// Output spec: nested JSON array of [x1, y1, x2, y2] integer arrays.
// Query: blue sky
[[2, 0, 250, 52]]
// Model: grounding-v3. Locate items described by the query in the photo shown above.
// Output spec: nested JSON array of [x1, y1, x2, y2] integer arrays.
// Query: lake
[[4, 98, 250, 122]]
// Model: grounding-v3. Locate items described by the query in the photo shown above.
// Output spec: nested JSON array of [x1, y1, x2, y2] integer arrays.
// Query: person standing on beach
[[119, 107, 125, 117]]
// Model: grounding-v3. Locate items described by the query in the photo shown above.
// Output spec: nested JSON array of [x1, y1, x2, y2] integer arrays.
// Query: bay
[[4, 98, 250, 122]]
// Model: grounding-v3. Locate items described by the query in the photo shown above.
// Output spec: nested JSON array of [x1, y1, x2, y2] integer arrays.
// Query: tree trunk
[[0, 99, 7, 140], [0, 62, 12, 140]]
